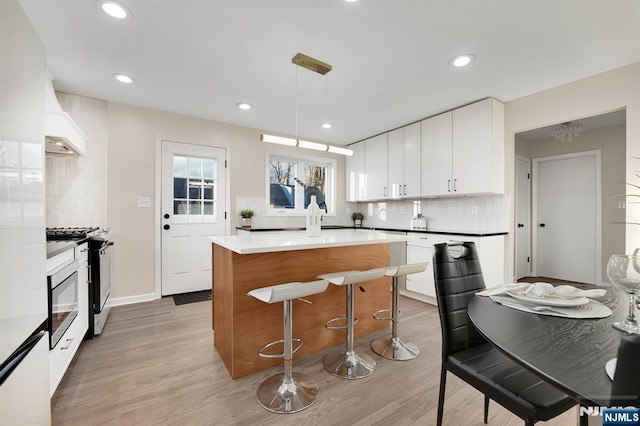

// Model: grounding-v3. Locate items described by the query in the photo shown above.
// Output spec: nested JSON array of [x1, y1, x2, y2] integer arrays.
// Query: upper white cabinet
[[388, 122, 421, 199], [364, 133, 388, 200], [420, 112, 453, 196], [421, 98, 504, 196], [346, 141, 366, 202]]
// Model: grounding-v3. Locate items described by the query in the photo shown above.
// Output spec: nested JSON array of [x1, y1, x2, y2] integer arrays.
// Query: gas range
[[46, 227, 113, 242]]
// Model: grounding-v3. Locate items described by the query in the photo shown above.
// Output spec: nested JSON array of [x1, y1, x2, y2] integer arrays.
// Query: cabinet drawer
[[406, 233, 438, 248], [49, 312, 84, 396]]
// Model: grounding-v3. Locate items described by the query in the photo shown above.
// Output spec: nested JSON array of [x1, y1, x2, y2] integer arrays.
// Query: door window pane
[[189, 158, 202, 178], [173, 154, 218, 221], [173, 156, 187, 177]]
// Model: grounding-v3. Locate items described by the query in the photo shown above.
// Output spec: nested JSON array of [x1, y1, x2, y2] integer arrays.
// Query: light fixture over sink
[[259, 53, 352, 156]]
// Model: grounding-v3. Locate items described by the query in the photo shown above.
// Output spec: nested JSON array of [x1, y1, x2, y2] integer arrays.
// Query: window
[[173, 154, 218, 222], [267, 153, 335, 215]]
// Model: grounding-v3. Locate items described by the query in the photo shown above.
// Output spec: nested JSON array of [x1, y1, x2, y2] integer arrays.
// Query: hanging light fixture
[[551, 121, 583, 143], [260, 53, 353, 156]]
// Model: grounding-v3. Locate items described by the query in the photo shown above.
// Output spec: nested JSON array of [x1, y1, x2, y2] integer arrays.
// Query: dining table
[[467, 286, 628, 407]]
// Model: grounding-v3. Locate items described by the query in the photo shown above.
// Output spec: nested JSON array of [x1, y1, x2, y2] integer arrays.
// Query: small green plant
[[239, 209, 255, 219], [351, 212, 364, 221]]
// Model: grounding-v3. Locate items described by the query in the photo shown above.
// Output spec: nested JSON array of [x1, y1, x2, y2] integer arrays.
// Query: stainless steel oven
[[47, 259, 79, 349], [89, 233, 113, 336]]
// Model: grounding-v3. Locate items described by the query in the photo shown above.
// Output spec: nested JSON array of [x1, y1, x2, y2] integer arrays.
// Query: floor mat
[[173, 290, 212, 306]]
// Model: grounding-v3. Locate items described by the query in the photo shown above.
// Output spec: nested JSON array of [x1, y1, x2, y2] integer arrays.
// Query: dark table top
[[468, 288, 628, 407]]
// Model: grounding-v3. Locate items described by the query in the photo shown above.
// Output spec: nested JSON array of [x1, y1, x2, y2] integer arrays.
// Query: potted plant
[[239, 209, 255, 228], [351, 212, 364, 227]]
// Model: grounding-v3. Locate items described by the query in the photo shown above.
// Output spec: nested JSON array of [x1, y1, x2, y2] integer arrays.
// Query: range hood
[[45, 72, 87, 156]]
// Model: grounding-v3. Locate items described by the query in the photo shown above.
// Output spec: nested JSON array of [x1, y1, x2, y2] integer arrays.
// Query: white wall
[[505, 62, 640, 282]]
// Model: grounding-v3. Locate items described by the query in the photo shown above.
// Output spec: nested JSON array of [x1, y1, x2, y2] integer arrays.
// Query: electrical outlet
[[137, 196, 151, 208], [471, 206, 478, 215]]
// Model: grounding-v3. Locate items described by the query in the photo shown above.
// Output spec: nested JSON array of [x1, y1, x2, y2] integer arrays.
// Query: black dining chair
[[611, 334, 640, 407], [432, 242, 577, 426]]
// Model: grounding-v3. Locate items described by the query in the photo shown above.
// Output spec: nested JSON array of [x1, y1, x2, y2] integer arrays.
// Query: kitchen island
[[211, 231, 413, 378]]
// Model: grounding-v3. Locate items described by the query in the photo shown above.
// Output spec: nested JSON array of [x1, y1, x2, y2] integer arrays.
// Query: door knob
[[164, 213, 170, 219], [163, 224, 170, 230], [539, 223, 546, 228], [517, 223, 524, 228]]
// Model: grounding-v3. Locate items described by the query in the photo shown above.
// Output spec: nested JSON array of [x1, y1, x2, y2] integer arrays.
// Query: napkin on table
[[477, 282, 606, 299]]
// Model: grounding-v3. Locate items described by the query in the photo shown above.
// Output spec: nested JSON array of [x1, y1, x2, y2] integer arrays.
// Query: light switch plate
[[138, 196, 151, 208]]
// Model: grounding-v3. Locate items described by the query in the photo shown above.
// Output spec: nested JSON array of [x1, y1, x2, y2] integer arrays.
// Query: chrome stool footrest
[[324, 316, 358, 330], [258, 338, 303, 359], [372, 308, 392, 321]]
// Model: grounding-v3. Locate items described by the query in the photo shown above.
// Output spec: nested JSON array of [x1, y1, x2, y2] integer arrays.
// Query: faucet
[[372, 207, 386, 234]]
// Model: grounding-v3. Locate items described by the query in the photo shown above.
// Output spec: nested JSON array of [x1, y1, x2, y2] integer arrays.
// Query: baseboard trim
[[109, 293, 157, 307]]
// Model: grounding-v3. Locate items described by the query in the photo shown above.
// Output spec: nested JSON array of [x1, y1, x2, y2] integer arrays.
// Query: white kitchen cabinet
[[421, 99, 504, 196], [345, 141, 366, 202], [421, 111, 453, 196], [402, 233, 505, 304], [49, 243, 89, 396], [388, 122, 421, 199], [405, 236, 437, 301], [364, 133, 388, 200], [452, 98, 504, 195]]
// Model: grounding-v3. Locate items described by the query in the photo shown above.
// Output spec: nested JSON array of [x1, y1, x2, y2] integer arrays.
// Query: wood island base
[[212, 242, 391, 379]]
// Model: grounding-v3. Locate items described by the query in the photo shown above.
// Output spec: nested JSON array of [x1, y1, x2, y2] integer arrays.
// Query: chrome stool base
[[323, 350, 376, 379], [256, 372, 319, 414], [371, 336, 420, 360]]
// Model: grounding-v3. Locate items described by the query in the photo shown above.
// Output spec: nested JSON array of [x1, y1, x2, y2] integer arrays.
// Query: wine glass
[[607, 254, 640, 334]]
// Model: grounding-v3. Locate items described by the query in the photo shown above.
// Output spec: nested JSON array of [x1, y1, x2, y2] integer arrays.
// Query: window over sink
[[266, 153, 335, 216]]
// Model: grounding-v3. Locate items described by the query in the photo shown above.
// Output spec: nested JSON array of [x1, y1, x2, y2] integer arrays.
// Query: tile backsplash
[[236, 194, 510, 233]]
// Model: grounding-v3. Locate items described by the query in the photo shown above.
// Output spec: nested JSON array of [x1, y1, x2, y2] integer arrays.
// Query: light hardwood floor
[[52, 296, 579, 426]]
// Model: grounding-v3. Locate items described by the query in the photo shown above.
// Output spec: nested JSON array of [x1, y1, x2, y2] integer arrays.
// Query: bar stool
[[318, 268, 387, 379], [247, 279, 329, 414], [371, 262, 428, 360]]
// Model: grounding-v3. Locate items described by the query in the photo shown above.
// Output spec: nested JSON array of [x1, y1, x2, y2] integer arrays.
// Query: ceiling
[[19, 0, 640, 146]]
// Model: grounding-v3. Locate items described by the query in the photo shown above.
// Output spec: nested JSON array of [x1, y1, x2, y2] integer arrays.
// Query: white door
[[534, 152, 599, 284], [515, 156, 531, 279], [161, 140, 227, 296]]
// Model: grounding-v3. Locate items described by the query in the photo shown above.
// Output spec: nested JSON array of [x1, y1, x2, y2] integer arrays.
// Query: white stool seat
[[248, 279, 329, 304], [385, 262, 428, 278], [318, 268, 386, 285]]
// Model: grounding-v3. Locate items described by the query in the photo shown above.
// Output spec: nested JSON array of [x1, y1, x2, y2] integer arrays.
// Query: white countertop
[[211, 230, 415, 254]]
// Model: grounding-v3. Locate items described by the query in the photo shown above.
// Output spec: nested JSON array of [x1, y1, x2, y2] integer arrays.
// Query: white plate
[[606, 358, 617, 381], [506, 292, 590, 307]]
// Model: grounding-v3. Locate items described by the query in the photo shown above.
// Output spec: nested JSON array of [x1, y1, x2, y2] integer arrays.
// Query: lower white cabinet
[[49, 243, 89, 396], [403, 233, 505, 305]]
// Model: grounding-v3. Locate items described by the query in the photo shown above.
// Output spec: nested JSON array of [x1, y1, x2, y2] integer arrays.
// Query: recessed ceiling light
[[100, 1, 130, 19], [321, 123, 332, 129], [450, 54, 474, 67], [113, 73, 135, 84], [237, 103, 252, 110]]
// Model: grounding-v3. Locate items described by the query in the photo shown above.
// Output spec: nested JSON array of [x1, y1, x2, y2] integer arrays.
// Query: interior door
[[515, 156, 531, 279], [161, 140, 227, 296], [534, 152, 599, 284]]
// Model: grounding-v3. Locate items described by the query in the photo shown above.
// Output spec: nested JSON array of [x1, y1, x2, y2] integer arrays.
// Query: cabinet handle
[[447, 179, 451, 192], [403, 184, 407, 196], [453, 179, 457, 192], [80, 248, 88, 253], [360, 189, 364, 199], [60, 338, 73, 350], [384, 186, 387, 197]]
